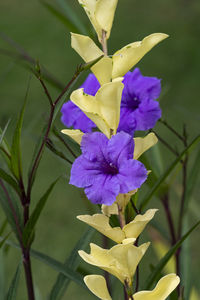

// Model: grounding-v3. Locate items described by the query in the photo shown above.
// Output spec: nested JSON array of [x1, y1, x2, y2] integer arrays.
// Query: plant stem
[[23, 249, 35, 300], [101, 30, 108, 55], [134, 237, 140, 293], [0, 179, 35, 299], [52, 127, 77, 159], [159, 119, 184, 142], [176, 125, 188, 296], [161, 193, 176, 245], [151, 130, 179, 157]]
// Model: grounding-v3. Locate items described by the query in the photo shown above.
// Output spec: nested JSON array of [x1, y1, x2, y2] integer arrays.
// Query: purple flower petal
[[117, 159, 147, 193], [70, 155, 100, 188], [117, 108, 137, 135], [107, 131, 134, 165], [69, 131, 147, 205], [81, 132, 109, 162], [119, 69, 162, 135], [134, 99, 162, 131], [84, 174, 120, 205], [61, 101, 95, 133]]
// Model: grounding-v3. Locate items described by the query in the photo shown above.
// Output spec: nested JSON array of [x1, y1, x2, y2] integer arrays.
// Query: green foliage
[[0, 169, 20, 196], [140, 134, 200, 210], [40, 0, 88, 35], [30, 248, 86, 289], [0, 184, 22, 240], [10, 82, 30, 180], [6, 262, 21, 300], [49, 227, 95, 300], [22, 178, 59, 247], [144, 219, 200, 290]]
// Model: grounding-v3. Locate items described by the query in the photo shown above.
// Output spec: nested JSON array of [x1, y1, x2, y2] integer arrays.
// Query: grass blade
[[0, 238, 87, 290], [56, 0, 88, 34], [6, 262, 21, 300], [0, 232, 11, 249], [23, 179, 59, 247], [10, 80, 30, 179], [140, 134, 200, 210], [49, 228, 95, 300], [30, 249, 86, 289], [0, 119, 11, 146], [41, 0, 84, 34], [144, 219, 200, 289], [0, 169, 21, 196]]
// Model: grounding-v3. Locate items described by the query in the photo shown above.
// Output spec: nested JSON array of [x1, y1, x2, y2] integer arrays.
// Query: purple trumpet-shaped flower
[[70, 131, 147, 205], [61, 73, 100, 133], [118, 68, 162, 135], [61, 69, 161, 136]]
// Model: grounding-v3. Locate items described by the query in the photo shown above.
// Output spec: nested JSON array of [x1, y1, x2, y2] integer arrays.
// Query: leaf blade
[[140, 134, 200, 210], [23, 178, 59, 247], [6, 262, 21, 300], [49, 228, 95, 300], [144, 220, 200, 289]]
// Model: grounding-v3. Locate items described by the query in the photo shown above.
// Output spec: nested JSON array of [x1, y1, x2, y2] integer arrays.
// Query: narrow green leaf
[[23, 178, 59, 247], [0, 249, 5, 299], [6, 262, 21, 300], [49, 228, 95, 300], [0, 169, 21, 196], [0, 232, 11, 249], [0, 184, 22, 240], [56, 0, 88, 34], [46, 139, 73, 164], [30, 249, 86, 289], [40, 1, 81, 33], [144, 220, 200, 289], [0, 238, 86, 290], [179, 150, 200, 300], [140, 134, 200, 210], [184, 148, 200, 212], [10, 80, 30, 179], [0, 218, 8, 236], [0, 119, 10, 146]]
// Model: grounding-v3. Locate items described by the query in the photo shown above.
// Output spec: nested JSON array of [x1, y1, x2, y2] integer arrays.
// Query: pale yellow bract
[[77, 209, 158, 244], [69, 79, 124, 138], [71, 32, 168, 85], [79, 242, 150, 285], [84, 274, 180, 300], [78, 0, 118, 42]]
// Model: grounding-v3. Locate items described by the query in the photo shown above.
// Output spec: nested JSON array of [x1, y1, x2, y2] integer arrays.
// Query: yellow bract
[[84, 275, 112, 300], [71, 33, 168, 84], [133, 274, 180, 300], [78, 0, 118, 42], [84, 274, 180, 300], [79, 242, 150, 285], [77, 209, 157, 244], [134, 132, 158, 160], [61, 129, 84, 145], [70, 80, 124, 138]]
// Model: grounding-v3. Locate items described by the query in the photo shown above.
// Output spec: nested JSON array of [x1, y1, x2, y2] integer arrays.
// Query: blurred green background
[[0, 0, 200, 299]]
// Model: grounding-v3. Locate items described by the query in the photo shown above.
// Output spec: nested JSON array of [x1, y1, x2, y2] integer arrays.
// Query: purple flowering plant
[[1, 0, 200, 300], [61, 68, 162, 136]]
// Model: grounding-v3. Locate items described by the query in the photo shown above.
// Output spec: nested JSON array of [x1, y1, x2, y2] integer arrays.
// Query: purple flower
[[70, 131, 147, 205], [61, 74, 100, 132], [118, 68, 162, 135]]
